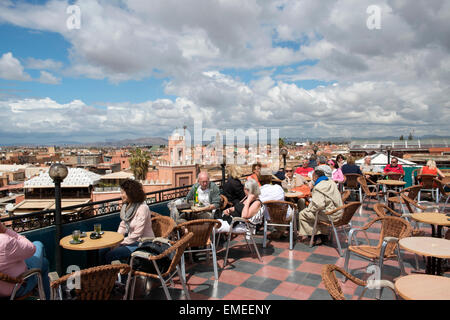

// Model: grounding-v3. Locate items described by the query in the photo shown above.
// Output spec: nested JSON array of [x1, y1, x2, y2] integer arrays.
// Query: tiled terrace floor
[[125, 199, 450, 300]]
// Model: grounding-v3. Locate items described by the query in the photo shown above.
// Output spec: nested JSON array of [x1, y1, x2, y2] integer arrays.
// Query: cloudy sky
[[0, 0, 449, 144]]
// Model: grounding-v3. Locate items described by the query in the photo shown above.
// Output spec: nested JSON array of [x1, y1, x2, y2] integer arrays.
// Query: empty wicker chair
[[433, 178, 449, 212], [174, 219, 222, 281], [262, 200, 297, 250], [344, 216, 412, 298], [0, 269, 46, 300], [386, 185, 422, 214], [125, 232, 194, 300], [150, 215, 176, 238], [357, 176, 380, 210], [309, 202, 362, 256], [321, 264, 396, 300], [343, 174, 362, 202], [50, 264, 130, 300]]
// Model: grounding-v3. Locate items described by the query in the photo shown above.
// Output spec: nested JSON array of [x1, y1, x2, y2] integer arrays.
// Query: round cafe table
[[285, 192, 304, 199], [399, 237, 450, 275], [410, 212, 450, 238], [378, 180, 406, 203], [395, 274, 450, 300], [60, 231, 124, 267]]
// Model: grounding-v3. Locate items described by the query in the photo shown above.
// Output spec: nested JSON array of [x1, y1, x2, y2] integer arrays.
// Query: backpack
[[132, 238, 173, 274]]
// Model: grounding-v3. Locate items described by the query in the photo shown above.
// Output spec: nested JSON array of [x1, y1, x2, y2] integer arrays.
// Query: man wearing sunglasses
[[383, 157, 405, 176]]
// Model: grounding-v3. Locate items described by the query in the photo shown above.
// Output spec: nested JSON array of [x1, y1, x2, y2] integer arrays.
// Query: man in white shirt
[[259, 168, 293, 239]]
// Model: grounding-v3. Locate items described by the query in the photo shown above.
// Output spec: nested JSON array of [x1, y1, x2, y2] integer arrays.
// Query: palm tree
[[129, 148, 150, 181]]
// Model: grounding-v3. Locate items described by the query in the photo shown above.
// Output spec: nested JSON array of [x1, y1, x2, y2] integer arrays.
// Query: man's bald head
[[198, 171, 210, 190]]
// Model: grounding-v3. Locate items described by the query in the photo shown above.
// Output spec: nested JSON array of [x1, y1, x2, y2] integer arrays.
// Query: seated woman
[[419, 159, 444, 179], [102, 179, 154, 264], [222, 165, 246, 207], [341, 156, 362, 176], [215, 179, 264, 237], [0, 222, 51, 299]]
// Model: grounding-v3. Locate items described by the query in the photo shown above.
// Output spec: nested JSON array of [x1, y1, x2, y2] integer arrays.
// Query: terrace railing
[[0, 178, 226, 233]]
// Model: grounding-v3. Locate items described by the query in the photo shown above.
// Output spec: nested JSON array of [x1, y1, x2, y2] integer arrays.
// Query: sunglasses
[[286, 170, 293, 172]]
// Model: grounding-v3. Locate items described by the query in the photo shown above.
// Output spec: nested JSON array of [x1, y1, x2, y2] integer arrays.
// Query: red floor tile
[[227, 287, 270, 300], [288, 284, 316, 300], [255, 265, 293, 281], [296, 261, 325, 275], [278, 249, 311, 261], [314, 245, 342, 257], [217, 270, 253, 286], [272, 281, 299, 297]]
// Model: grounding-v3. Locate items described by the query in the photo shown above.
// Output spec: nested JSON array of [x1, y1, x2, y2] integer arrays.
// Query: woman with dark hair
[[102, 179, 154, 264], [335, 154, 346, 168]]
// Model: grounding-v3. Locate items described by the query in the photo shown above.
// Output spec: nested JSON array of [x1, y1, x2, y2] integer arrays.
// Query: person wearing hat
[[315, 156, 332, 178], [298, 169, 343, 246]]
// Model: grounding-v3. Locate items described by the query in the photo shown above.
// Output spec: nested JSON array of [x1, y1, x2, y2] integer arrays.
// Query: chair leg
[[397, 247, 406, 275], [223, 232, 233, 268], [177, 265, 191, 300], [376, 258, 384, 300], [124, 271, 133, 300], [343, 249, 351, 282], [130, 275, 137, 300], [331, 223, 343, 257], [181, 253, 186, 282], [249, 233, 262, 261], [289, 220, 293, 250], [211, 244, 219, 280], [414, 254, 420, 270], [263, 219, 267, 248], [309, 214, 319, 248]]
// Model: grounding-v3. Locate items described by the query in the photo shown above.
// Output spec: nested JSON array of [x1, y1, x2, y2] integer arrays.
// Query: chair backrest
[[335, 202, 361, 226], [357, 176, 373, 195], [385, 172, 402, 180], [150, 210, 161, 217], [418, 174, 436, 188], [50, 264, 130, 300], [321, 264, 366, 300], [373, 203, 401, 218], [411, 168, 420, 185], [433, 178, 448, 197], [220, 194, 228, 210], [263, 200, 296, 224], [376, 216, 412, 256], [401, 185, 421, 201], [344, 174, 360, 188], [176, 219, 222, 248], [341, 190, 351, 203], [151, 215, 176, 238], [164, 232, 194, 276], [400, 193, 427, 213]]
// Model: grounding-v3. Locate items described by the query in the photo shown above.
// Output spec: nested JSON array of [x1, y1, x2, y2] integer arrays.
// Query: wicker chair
[[384, 172, 403, 181], [357, 176, 380, 210], [344, 216, 411, 298], [433, 178, 449, 212], [309, 202, 362, 256], [50, 264, 130, 300], [417, 174, 439, 203], [341, 190, 351, 204], [373, 203, 423, 270], [174, 219, 222, 281], [125, 232, 194, 300], [222, 217, 262, 267], [150, 210, 161, 217], [411, 168, 420, 185], [386, 185, 422, 214], [321, 264, 396, 300], [0, 269, 46, 300], [220, 195, 229, 210], [150, 215, 176, 238], [343, 174, 362, 202], [262, 200, 297, 250]]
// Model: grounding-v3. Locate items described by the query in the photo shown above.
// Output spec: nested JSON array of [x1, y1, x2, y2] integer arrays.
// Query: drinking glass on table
[[72, 230, 81, 242], [94, 224, 101, 234]]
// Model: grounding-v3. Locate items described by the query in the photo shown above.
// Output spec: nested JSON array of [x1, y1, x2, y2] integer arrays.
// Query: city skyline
[[0, 1, 449, 145]]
